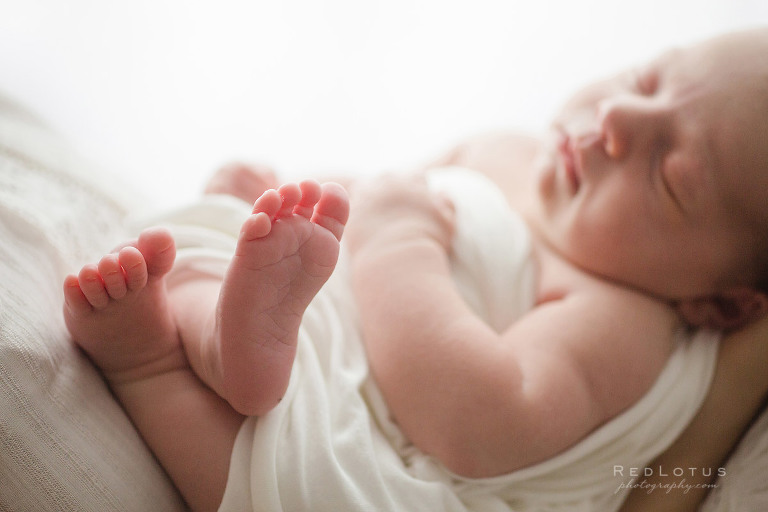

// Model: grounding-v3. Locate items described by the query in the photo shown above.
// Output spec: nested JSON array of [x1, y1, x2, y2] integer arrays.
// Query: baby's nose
[[597, 96, 667, 160]]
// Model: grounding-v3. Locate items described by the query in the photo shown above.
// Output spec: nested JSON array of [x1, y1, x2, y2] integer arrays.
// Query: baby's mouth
[[556, 130, 581, 194]]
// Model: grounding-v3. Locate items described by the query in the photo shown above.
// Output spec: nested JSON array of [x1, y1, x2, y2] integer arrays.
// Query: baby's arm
[[348, 175, 678, 478]]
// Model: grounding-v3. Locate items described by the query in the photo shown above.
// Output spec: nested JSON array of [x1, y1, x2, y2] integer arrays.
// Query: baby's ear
[[676, 287, 768, 331]]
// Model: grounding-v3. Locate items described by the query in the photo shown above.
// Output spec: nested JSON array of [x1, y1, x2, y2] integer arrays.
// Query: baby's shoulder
[[525, 246, 680, 417]]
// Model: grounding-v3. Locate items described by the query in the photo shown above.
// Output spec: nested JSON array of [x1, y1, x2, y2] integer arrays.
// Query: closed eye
[[649, 149, 678, 208], [662, 170, 682, 209], [657, 157, 685, 212]]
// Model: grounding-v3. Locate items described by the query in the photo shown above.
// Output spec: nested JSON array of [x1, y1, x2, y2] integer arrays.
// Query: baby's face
[[529, 28, 768, 300]]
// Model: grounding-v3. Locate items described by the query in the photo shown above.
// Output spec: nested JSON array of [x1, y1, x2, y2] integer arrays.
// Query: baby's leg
[[179, 179, 350, 416], [64, 180, 349, 510], [63, 229, 243, 512]]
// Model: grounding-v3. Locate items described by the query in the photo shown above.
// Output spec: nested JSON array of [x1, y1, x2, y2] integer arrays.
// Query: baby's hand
[[346, 173, 455, 255]]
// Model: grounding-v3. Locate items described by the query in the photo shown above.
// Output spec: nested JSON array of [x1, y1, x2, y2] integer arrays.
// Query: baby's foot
[[204, 161, 279, 204], [216, 180, 349, 415], [63, 228, 184, 384]]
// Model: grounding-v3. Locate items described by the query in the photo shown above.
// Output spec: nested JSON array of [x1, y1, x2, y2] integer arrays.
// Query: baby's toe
[[276, 183, 302, 218], [98, 254, 127, 299], [294, 180, 323, 219], [137, 227, 176, 278], [311, 182, 350, 241], [78, 265, 110, 309], [240, 212, 273, 241], [63, 274, 93, 316], [118, 247, 149, 292], [252, 189, 283, 219]]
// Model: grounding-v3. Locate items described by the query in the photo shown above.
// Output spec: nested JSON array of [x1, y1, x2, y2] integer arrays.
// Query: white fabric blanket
[[137, 167, 720, 512], [0, 95, 186, 511]]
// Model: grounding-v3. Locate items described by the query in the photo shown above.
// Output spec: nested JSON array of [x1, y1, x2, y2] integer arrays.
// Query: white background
[[1, 0, 767, 206]]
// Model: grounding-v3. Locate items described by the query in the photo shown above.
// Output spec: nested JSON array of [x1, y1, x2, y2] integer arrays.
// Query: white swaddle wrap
[[141, 167, 719, 512]]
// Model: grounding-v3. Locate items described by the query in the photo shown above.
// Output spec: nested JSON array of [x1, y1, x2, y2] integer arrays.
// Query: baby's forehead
[[686, 31, 768, 80], [648, 30, 768, 82]]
